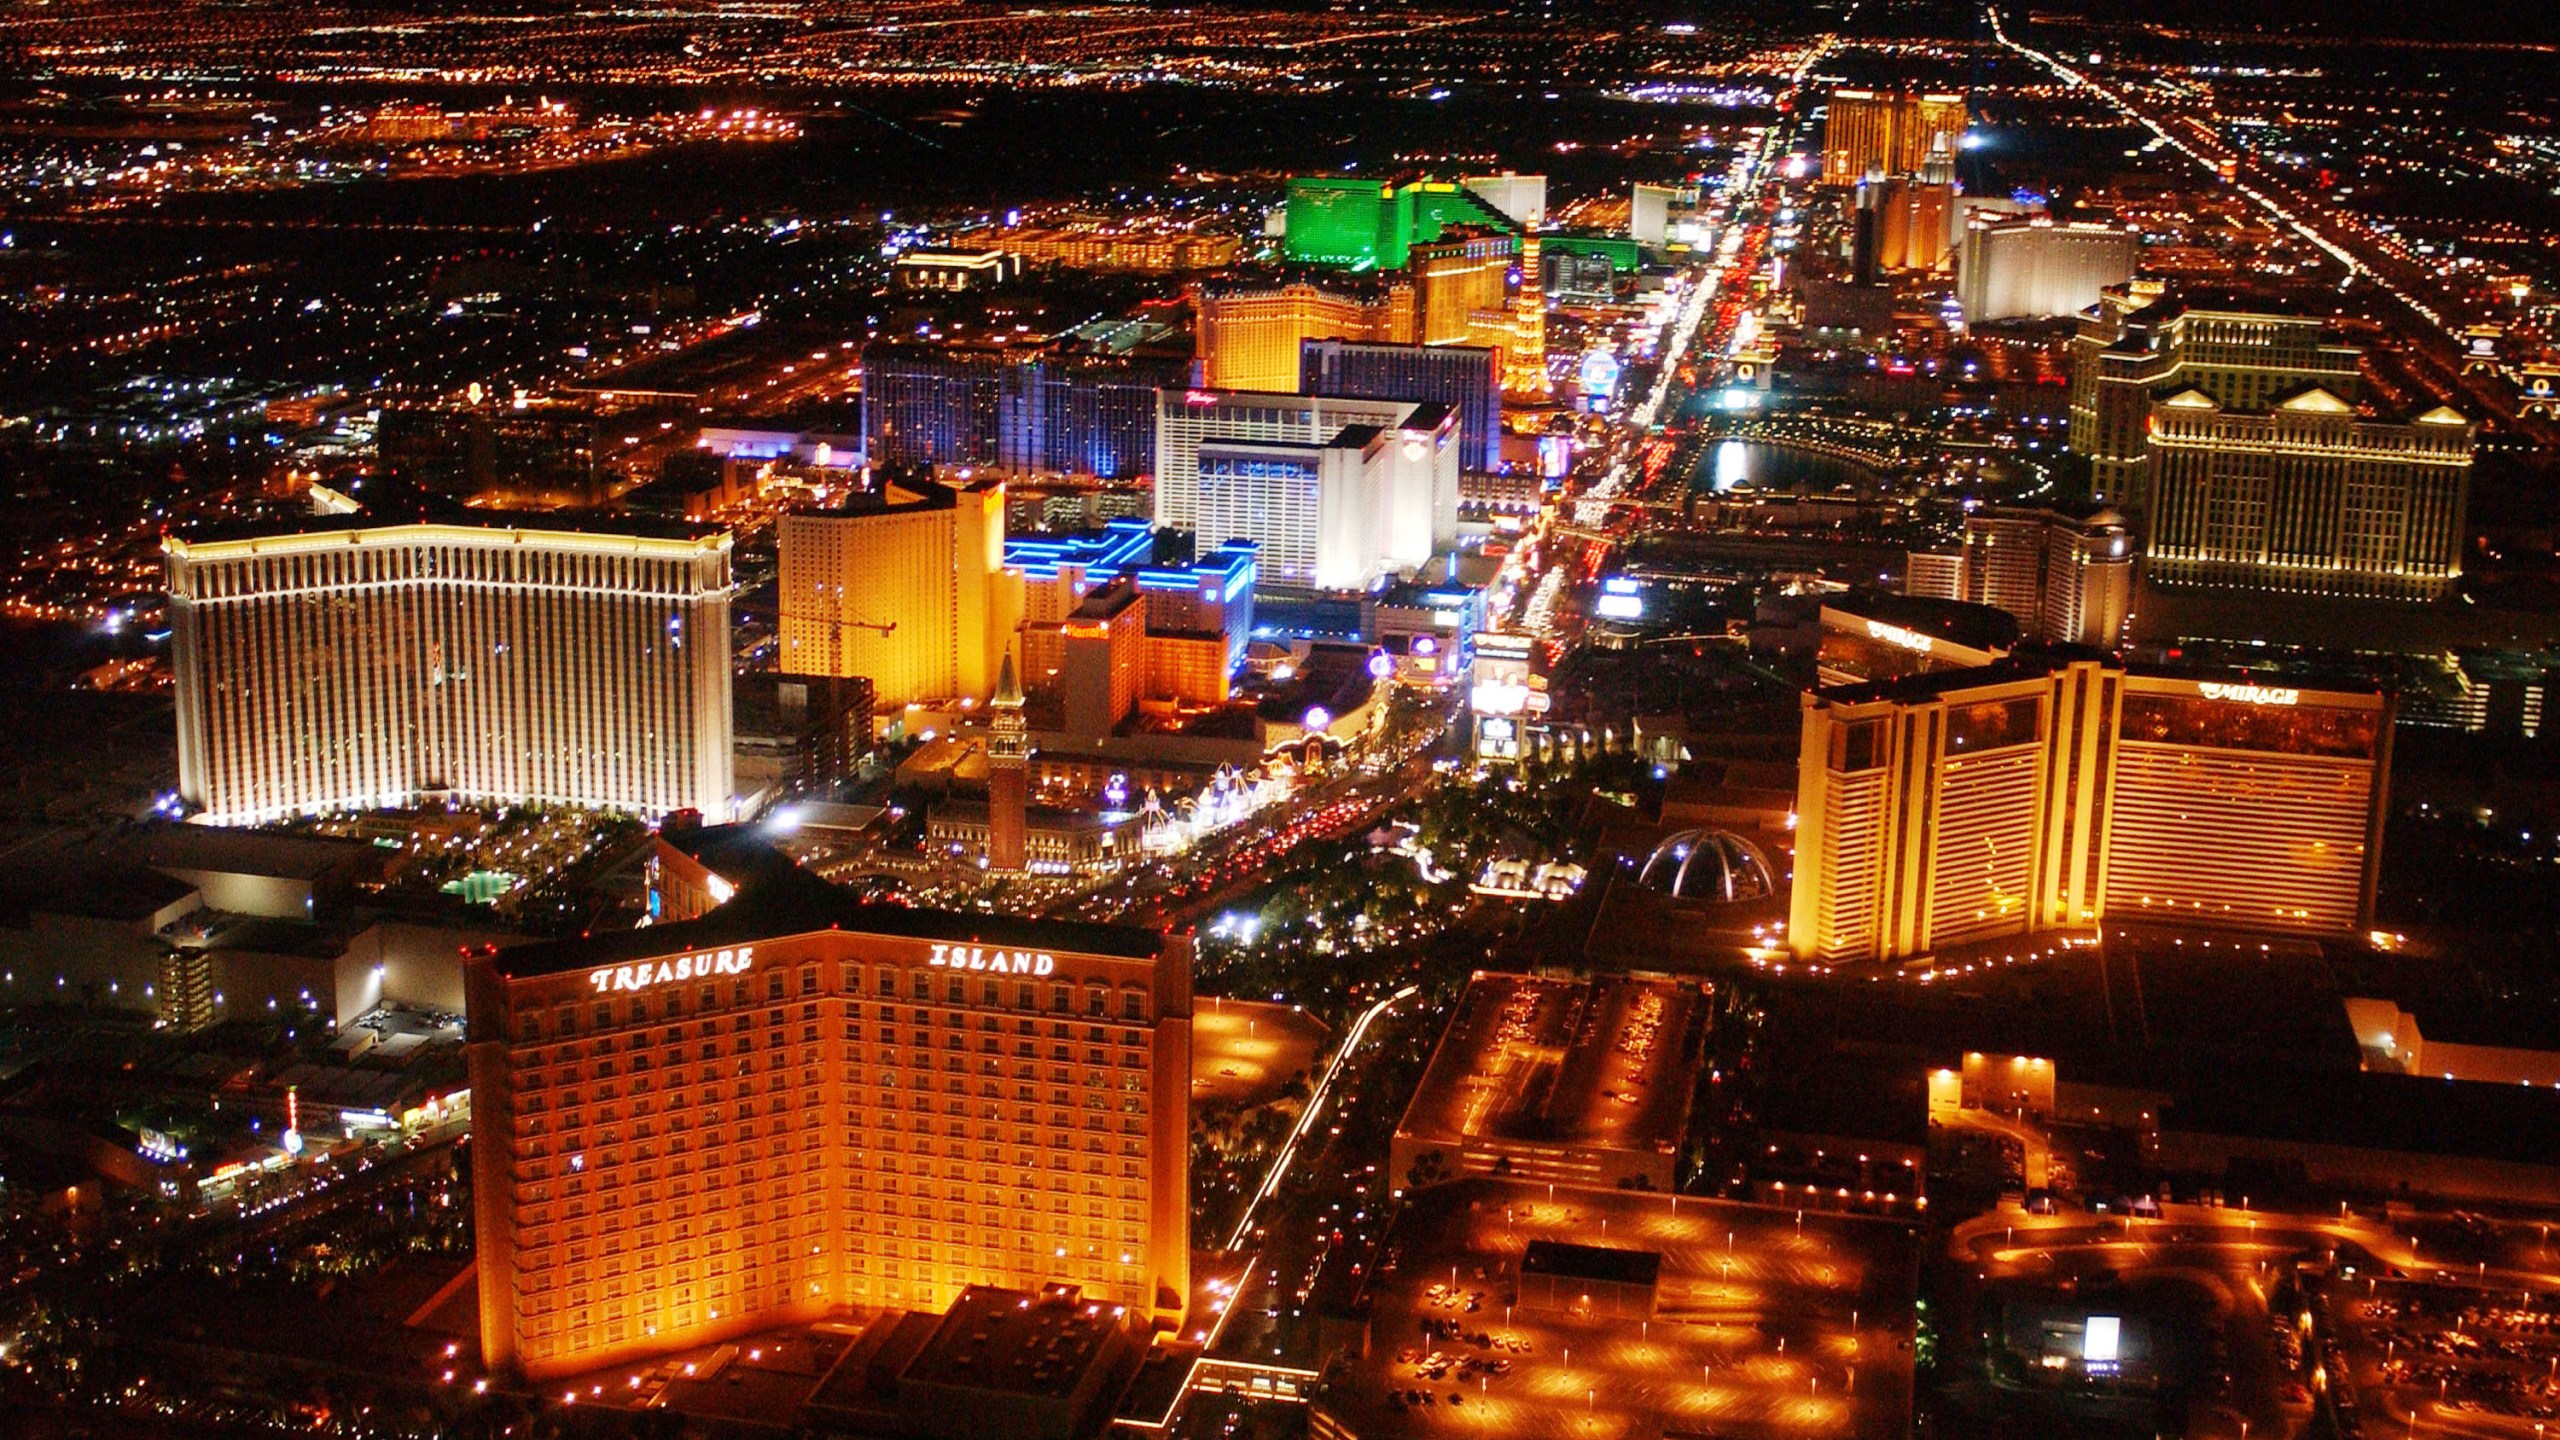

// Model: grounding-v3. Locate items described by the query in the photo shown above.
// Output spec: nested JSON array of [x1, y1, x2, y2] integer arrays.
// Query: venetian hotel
[[466, 881, 1192, 1379]]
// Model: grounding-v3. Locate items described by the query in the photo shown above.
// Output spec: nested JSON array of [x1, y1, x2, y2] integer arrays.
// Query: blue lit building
[[1299, 338, 1503, 475], [861, 344, 1187, 478], [1008, 520, 1260, 689]]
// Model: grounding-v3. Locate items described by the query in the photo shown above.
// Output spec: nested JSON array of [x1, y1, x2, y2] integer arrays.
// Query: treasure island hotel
[[1790, 656, 2393, 964], [466, 877, 1192, 1380], [165, 519, 734, 824]]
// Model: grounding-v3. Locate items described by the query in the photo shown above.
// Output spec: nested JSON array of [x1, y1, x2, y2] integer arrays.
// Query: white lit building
[[1153, 388, 1449, 537], [1956, 216, 2138, 324], [1462, 172, 1548, 229], [168, 521, 735, 824], [1158, 388, 1457, 591], [1197, 412, 1458, 592]]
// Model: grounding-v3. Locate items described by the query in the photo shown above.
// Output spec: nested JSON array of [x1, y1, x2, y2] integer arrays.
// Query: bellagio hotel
[[465, 883, 1192, 1380]]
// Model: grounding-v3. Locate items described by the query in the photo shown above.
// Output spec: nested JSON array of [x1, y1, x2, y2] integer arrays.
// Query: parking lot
[[1323, 1179, 1919, 1440]]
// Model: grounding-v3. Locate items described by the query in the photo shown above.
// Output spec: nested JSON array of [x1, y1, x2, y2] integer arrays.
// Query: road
[[1986, 5, 2556, 450], [1497, 36, 1825, 645]]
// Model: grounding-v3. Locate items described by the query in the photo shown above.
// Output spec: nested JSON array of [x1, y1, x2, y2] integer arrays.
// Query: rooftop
[[163, 508, 722, 557], [1517, 1239, 1662, 1289], [898, 1283, 1131, 1399], [1820, 589, 2020, 655], [486, 867, 1162, 980], [1394, 973, 1703, 1159]]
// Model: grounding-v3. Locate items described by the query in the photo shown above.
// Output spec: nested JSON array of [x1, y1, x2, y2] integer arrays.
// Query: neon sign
[[2197, 682, 2300, 706], [929, 943, 1055, 975], [590, 946, 754, 993], [1866, 620, 1936, 654]]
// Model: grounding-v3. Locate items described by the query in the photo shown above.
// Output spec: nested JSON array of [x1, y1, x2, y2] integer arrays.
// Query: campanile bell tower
[[988, 648, 1028, 872]]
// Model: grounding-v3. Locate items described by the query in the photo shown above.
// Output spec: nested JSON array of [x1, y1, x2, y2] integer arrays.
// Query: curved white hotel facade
[[166, 521, 734, 825]]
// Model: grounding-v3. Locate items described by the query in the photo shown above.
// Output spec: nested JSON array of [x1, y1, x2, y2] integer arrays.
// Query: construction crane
[[788, 600, 898, 677]]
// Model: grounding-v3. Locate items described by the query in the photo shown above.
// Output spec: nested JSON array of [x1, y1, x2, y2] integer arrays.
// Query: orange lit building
[[1821, 87, 1968, 183], [1409, 231, 1513, 348], [1789, 657, 2392, 963], [1194, 280, 1417, 392], [466, 887, 1192, 1381], [954, 224, 1241, 274], [1867, 178, 1956, 271], [777, 478, 1023, 709], [1508, 233, 1550, 398], [1060, 581, 1147, 738], [1145, 631, 1232, 707]]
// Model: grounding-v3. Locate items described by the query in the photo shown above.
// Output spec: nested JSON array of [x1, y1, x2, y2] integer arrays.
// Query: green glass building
[[1283, 177, 1519, 271]]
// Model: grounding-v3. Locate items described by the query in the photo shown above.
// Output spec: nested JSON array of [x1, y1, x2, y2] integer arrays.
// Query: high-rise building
[[1821, 87, 1969, 183], [988, 654, 1028, 871], [1462, 172, 1548, 229], [777, 480, 1024, 709], [1152, 388, 1455, 545], [1059, 581, 1147, 737], [1009, 522, 1257, 700], [2144, 387, 2474, 600], [465, 887, 1193, 1379], [1862, 178, 1956, 272], [1283, 177, 1419, 270], [1955, 215, 2138, 323], [1409, 231, 1518, 349], [860, 345, 1005, 469], [1299, 338, 1504, 474], [861, 344, 1187, 480], [1196, 416, 1456, 592], [2070, 282, 2364, 508], [1903, 550, 1964, 603], [1128, 539, 1258, 687], [1007, 354, 1191, 481], [1906, 506, 2135, 647], [1280, 176, 1520, 272], [1630, 184, 1701, 248], [733, 673, 874, 804], [1789, 657, 2393, 963], [1193, 280, 1418, 393], [167, 521, 735, 826], [158, 950, 215, 1034]]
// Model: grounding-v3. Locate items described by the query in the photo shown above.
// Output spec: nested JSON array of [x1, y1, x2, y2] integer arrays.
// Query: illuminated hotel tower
[[2069, 282, 2364, 510], [988, 652, 1029, 872], [1193, 279, 1417, 394], [2143, 387, 2473, 601], [777, 479, 1023, 710], [467, 887, 1193, 1380], [1821, 87, 1969, 183], [166, 521, 735, 825], [1789, 657, 2392, 963]]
